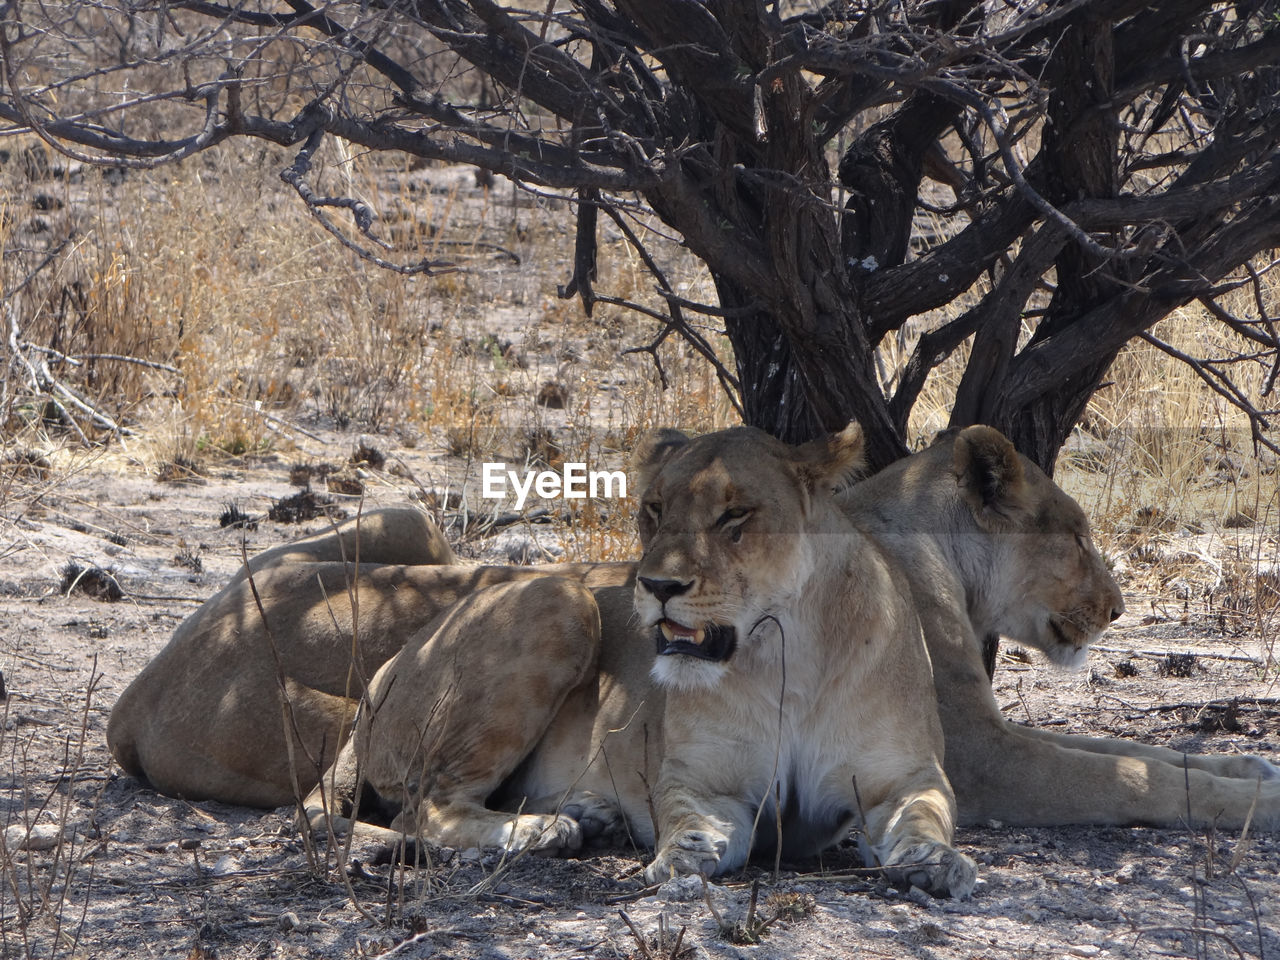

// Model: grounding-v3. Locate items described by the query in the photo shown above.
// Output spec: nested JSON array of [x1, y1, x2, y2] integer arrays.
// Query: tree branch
[[279, 124, 455, 276], [1138, 332, 1279, 458], [1003, 196, 1280, 413]]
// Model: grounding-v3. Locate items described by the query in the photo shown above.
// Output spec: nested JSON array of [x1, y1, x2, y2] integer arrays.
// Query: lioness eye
[[717, 507, 750, 541], [645, 501, 662, 520]]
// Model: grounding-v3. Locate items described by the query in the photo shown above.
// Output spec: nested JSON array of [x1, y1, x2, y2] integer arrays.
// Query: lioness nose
[[639, 577, 692, 604]]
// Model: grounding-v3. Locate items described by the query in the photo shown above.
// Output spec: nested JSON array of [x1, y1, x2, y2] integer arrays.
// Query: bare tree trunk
[[948, 10, 1123, 474], [716, 284, 813, 444]]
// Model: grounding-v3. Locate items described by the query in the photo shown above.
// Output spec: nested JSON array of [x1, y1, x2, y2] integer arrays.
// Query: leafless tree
[[3, 0, 1278, 470]]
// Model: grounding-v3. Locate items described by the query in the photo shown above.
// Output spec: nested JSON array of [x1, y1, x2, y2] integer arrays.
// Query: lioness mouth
[[655, 620, 737, 662], [1049, 618, 1079, 648]]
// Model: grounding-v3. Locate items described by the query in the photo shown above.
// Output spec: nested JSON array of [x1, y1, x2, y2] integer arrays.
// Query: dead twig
[[1130, 926, 1250, 960], [1092, 644, 1264, 666], [5, 302, 135, 442], [280, 124, 456, 278], [1096, 694, 1280, 715]]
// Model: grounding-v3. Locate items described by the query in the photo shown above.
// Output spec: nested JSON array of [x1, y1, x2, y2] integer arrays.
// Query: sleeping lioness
[[107, 426, 1279, 835], [305, 424, 977, 896], [846, 425, 1279, 827]]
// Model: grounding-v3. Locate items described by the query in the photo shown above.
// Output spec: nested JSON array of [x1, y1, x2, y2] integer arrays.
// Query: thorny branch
[[1138, 331, 1280, 459], [279, 124, 455, 277], [602, 206, 744, 419]]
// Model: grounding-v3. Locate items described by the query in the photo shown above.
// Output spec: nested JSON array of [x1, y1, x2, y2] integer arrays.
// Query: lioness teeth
[[660, 621, 705, 645]]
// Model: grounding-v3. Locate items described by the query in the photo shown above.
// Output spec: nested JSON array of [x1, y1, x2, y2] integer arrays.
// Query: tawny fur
[[300, 425, 974, 896]]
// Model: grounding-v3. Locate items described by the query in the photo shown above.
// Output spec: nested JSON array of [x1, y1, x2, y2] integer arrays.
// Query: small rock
[[886, 904, 913, 925], [1068, 947, 1103, 958], [505, 537, 541, 564], [904, 885, 933, 907], [210, 855, 239, 876], [326, 471, 365, 496], [656, 873, 721, 902], [460, 847, 483, 864], [536, 381, 569, 409], [4, 823, 63, 851], [278, 911, 301, 932]]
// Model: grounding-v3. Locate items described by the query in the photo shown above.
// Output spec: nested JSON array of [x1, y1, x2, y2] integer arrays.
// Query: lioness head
[[631, 423, 864, 690], [949, 425, 1124, 668]]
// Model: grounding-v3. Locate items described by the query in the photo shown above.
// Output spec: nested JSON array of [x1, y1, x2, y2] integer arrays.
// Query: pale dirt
[[1, 434, 1277, 960]]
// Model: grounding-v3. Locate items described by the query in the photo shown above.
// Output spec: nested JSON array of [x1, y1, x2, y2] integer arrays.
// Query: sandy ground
[[1, 434, 1278, 960]]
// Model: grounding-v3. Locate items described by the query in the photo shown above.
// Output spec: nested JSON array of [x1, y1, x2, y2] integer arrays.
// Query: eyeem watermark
[[482, 462, 627, 510]]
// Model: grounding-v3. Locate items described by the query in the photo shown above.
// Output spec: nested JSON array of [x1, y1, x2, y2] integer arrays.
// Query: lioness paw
[[502, 814, 583, 856], [881, 841, 977, 900], [560, 794, 626, 845], [643, 830, 728, 884]]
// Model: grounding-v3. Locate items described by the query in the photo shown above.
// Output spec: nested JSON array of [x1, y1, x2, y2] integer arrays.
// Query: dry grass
[[2, 135, 737, 565], [1057, 305, 1279, 669], [0, 668, 103, 960]]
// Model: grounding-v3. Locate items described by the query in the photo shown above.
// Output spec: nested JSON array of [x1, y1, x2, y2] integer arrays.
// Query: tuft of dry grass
[[0, 669, 104, 960], [3, 134, 735, 569]]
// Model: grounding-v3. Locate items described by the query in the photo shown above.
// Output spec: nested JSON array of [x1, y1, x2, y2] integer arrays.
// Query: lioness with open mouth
[[304, 424, 976, 897]]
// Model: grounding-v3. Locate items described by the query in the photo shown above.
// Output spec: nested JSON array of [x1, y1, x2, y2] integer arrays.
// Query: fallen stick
[[1092, 643, 1265, 665]]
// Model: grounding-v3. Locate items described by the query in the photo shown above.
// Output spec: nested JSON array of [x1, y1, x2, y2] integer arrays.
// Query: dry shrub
[[1, 135, 499, 467]]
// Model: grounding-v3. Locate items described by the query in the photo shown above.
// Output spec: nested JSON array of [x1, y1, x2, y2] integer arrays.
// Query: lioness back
[[106, 506, 630, 807]]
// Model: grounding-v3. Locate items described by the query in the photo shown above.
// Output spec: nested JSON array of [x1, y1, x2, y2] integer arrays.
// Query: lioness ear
[[632, 428, 690, 493], [795, 421, 866, 493], [952, 425, 1029, 526]]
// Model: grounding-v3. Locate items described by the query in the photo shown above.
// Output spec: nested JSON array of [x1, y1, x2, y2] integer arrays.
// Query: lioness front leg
[[643, 793, 752, 884], [641, 747, 759, 884], [319, 577, 603, 855], [858, 762, 977, 899]]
